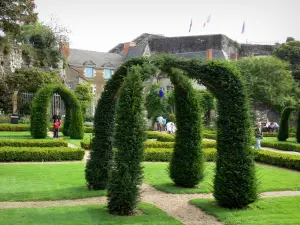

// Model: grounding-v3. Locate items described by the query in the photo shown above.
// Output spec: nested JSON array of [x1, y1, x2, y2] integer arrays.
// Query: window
[[104, 69, 113, 80], [85, 67, 94, 78], [166, 85, 172, 93]]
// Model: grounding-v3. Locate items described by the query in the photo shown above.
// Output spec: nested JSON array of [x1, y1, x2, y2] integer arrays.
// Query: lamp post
[[11, 85, 19, 124]]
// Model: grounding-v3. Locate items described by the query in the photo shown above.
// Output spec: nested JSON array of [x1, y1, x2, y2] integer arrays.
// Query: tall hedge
[[278, 107, 295, 141], [30, 84, 84, 139], [107, 66, 145, 215], [297, 111, 300, 143], [85, 57, 154, 190], [169, 69, 203, 187], [158, 55, 257, 208]]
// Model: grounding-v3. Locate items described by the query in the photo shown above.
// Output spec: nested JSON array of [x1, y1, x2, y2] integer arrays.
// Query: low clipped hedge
[[261, 141, 300, 153], [263, 132, 295, 137], [255, 150, 300, 171], [144, 148, 217, 162], [0, 147, 84, 162], [0, 124, 30, 131], [80, 139, 217, 150], [0, 139, 68, 147], [145, 131, 175, 142], [48, 126, 93, 133]]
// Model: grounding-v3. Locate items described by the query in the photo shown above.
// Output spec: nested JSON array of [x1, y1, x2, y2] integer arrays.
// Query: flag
[[159, 88, 164, 98], [203, 14, 211, 28], [189, 19, 192, 33], [241, 21, 245, 34]]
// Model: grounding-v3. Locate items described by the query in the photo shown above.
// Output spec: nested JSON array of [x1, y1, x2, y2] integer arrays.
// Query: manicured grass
[[143, 162, 300, 194], [1, 162, 300, 201], [0, 203, 182, 225], [63, 133, 92, 147], [0, 163, 105, 201], [263, 137, 299, 145], [190, 196, 300, 225], [0, 132, 35, 139]]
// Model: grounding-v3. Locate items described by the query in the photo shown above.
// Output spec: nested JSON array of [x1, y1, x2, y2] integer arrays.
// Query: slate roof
[[68, 49, 124, 68]]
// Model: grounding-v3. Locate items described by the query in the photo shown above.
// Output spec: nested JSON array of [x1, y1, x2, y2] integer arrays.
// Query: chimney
[[206, 49, 213, 60], [59, 41, 70, 57], [123, 42, 136, 56]]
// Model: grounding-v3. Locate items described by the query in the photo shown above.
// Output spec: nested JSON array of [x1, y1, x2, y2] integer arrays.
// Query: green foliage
[[260, 141, 300, 152], [278, 107, 295, 141], [0, 124, 30, 131], [85, 57, 152, 190], [107, 66, 146, 215], [30, 84, 84, 139], [168, 69, 203, 188], [145, 84, 169, 119], [273, 41, 300, 82], [168, 113, 176, 122], [0, 0, 37, 36], [145, 131, 175, 142], [297, 112, 300, 143], [254, 149, 300, 171], [235, 56, 297, 112], [16, 22, 64, 68], [0, 147, 84, 162], [0, 139, 67, 147], [197, 90, 216, 126], [75, 83, 92, 115], [5, 67, 63, 93]]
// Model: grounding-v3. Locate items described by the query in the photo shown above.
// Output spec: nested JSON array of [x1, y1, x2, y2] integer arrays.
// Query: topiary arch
[[85, 55, 257, 209], [30, 84, 84, 139]]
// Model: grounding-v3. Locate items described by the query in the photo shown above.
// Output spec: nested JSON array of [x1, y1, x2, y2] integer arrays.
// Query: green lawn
[[0, 163, 105, 201], [0, 203, 182, 225], [190, 196, 300, 225], [63, 133, 92, 147], [0, 131, 36, 139], [143, 162, 300, 194], [1, 162, 300, 201]]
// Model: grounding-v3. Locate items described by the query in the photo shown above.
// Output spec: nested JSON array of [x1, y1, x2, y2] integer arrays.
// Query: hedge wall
[[146, 131, 175, 142], [30, 84, 84, 139], [0, 147, 84, 161], [297, 111, 300, 143], [260, 141, 300, 153], [278, 107, 295, 141], [0, 124, 30, 131], [0, 139, 67, 147]]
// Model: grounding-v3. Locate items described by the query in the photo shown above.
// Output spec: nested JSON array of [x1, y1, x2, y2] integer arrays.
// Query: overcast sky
[[35, 0, 300, 52]]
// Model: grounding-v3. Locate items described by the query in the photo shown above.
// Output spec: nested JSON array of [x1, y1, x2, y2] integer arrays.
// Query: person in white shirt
[[166, 122, 173, 134], [157, 115, 164, 132]]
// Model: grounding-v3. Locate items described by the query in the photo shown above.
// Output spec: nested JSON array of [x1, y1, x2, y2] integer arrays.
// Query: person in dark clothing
[[52, 110, 61, 123]]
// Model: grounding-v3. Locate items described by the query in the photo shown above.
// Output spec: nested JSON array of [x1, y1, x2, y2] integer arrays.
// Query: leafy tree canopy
[[273, 41, 300, 82], [235, 56, 298, 112], [0, 0, 37, 35], [75, 82, 92, 114]]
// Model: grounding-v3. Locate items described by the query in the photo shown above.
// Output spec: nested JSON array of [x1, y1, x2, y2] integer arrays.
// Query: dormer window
[[85, 67, 94, 78], [104, 69, 113, 80]]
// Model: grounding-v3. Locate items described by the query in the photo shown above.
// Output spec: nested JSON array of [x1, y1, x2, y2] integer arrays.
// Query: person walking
[[255, 122, 263, 148], [53, 119, 61, 138]]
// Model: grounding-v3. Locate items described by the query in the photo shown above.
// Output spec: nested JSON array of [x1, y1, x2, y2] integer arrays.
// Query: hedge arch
[[30, 84, 84, 139], [85, 55, 257, 209], [278, 107, 296, 141]]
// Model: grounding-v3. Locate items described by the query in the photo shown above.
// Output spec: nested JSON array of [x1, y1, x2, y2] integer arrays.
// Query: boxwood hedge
[[0, 124, 30, 131], [0, 139, 67, 147], [278, 107, 295, 141]]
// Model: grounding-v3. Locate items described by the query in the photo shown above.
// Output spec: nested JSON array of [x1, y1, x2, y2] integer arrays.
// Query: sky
[[34, 0, 300, 52]]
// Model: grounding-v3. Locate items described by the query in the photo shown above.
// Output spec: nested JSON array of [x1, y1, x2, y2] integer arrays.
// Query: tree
[[197, 90, 215, 126], [273, 41, 300, 82], [107, 66, 145, 215], [75, 83, 92, 115], [235, 56, 298, 112], [0, 0, 37, 35], [16, 22, 65, 68], [5, 67, 63, 93]]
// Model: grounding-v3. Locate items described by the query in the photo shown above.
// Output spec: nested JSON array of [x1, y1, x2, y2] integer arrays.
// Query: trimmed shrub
[[297, 112, 300, 143], [172, 58, 257, 208], [169, 69, 204, 188], [85, 57, 153, 190], [0, 139, 67, 147], [81, 140, 90, 149], [0, 124, 30, 131], [0, 147, 84, 161], [254, 150, 300, 171], [145, 131, 175, 142], [278, 107, 295, 141], [144, 141, 174, 148], [107, 66, 146, 215], [30, 84, 84, 139], [261, 141, 300, 153], [48, 126, 93, 133]]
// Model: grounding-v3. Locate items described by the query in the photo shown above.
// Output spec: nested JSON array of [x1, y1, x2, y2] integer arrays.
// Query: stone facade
[[0, 46, 23, 75]]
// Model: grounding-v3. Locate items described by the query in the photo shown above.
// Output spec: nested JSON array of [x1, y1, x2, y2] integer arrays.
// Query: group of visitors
[[52, 110, 61, 139], [263, 121, 279, 132], [155, 115, 176, 134]]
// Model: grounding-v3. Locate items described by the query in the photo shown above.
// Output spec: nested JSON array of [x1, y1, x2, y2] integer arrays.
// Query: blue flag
[[189, 19, 192, 33], [241, 21, 245, 34], [159, 88, 164, 98]]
